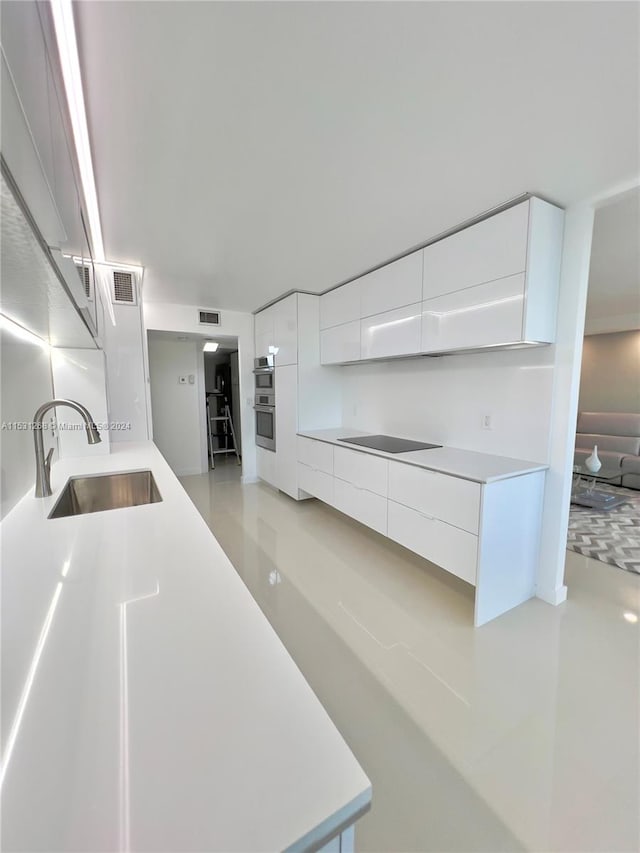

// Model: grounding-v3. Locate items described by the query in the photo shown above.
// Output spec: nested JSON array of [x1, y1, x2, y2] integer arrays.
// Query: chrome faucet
[[33, 399, 101, 498]]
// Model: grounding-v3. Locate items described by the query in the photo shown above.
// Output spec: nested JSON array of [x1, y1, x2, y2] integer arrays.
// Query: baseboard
[[535, 584, 568, 606]]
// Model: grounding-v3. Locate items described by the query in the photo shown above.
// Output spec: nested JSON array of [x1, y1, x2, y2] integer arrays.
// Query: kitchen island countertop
[[0, 441, 371, 852]]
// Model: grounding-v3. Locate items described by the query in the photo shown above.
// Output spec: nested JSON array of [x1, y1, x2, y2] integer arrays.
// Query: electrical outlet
[[482, 414, 493, 430], [178, 376, 187, 385], [188, 374, 195, 385]]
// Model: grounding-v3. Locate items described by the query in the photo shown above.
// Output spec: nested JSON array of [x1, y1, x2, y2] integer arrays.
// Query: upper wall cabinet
[[421, 198, 564, 353], [318, 196, 564, 364], [254, 293, 298, 366], [359, 250, 422, 318], [320, 280, 360, 330]]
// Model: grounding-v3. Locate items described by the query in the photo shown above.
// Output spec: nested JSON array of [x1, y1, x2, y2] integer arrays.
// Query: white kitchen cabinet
[[360, 303, 422, 361], [320, 280, 360, 329], [296, 435, 547, 626], [275, 364, 298, 498], [359, 250, 423, 318], [387, 500, 478, 585], [333, 478, 387, 536], [298, 435, 334, 474], [272, 294, 298, 366], [334, 446, 388, 496], [422, 201, 530, 300], [320, 321, 361, 365], [388, 462, 480, 534], [254, 305, 275, 358], [256, 445, 277, 488], [318, 197, 563, 363], [421, 273, 525, 354], [298, 463, 334, 505]]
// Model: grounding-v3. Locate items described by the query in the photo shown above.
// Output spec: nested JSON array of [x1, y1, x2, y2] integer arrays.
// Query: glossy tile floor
[[180, 471, 640, 852]]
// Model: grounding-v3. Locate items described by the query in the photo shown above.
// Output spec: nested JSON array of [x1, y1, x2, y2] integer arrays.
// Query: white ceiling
[[585, 188, 640, 334], [75, 1, 640, 313], [147, 329, 238, 354]]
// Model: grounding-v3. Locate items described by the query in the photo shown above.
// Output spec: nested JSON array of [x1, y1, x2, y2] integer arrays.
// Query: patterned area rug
[[567, 483, 640, 575]]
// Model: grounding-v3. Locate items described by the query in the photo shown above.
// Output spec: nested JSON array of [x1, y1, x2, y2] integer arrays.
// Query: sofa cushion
[[622, 455, 640, 475], [577, 412, 640, 438], [575, 433, 640, 455]]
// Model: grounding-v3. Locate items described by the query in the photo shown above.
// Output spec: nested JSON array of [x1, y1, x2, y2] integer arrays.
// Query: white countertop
[[298, 428, 548, 484], [0, 442, 371, 852]]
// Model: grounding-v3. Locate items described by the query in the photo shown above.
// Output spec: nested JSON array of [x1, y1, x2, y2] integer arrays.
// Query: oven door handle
[[254, 405, 275, 412]]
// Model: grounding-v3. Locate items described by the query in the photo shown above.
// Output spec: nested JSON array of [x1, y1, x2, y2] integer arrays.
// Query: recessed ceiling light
[[203, 342, 219, 352], [623, 612, 638, 624], [177, 336, 188, 342]]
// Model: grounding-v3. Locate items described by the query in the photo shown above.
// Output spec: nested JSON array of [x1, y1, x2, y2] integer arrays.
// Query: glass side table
[[571, 465, 625, 510]]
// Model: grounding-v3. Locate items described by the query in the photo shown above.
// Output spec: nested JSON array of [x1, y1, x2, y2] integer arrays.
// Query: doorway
[[147, 331, 242, 479]]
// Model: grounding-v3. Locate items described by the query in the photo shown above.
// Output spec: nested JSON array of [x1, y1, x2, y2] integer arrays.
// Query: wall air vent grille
[[112, 270, 136, 304], [198, 310, 221, 325], [77, 264, 92, 299]]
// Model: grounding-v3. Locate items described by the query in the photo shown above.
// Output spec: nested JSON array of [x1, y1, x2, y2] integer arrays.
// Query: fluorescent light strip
[[50, 0, 105, 262], [70, 256, 144, 275], [0, 314, 50, 350]]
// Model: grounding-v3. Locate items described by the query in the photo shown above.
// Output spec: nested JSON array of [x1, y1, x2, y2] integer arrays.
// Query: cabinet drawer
[[360, 250, 423, 318], [388, 501, 477, 585], [320, 321, 361, 364], [256, 446, 277, 487], [298, 463, 333, 505], [320, 280, 360, 329], [422, 201, 529, 299], [333, 478, 387, 535], [334, 446, 388, 496], [360, 303, 422, 360], [388, 462, 480, 534], [297, 436, 333, 475], [421, 273, 525, 353]]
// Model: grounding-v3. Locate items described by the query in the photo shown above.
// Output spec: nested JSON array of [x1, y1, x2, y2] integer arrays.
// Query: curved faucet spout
[[33, 399, 102, 498]]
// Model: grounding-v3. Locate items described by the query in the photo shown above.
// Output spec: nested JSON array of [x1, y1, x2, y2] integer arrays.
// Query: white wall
[[143, 301, 256, 481], [0, 330, 55, 519], [102, 301, 149, 443], [51, 348, 111, 458], [147, 337, 205, 476], [340, 346, 555, 463], [578, 331, 640, 414]]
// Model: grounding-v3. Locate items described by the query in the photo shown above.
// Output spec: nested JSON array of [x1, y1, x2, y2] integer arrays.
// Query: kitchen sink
[[48, 470, 162, 519]]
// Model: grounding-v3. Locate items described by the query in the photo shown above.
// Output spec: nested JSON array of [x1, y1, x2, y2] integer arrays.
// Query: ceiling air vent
[[77, 264, 92, 299], [112, 270, 136, 305], [198, 309, 221, 326]]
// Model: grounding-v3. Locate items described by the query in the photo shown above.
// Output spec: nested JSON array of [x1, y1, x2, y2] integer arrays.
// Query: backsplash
[[340, 346, 556, 463], [0, 330, 55, 519]]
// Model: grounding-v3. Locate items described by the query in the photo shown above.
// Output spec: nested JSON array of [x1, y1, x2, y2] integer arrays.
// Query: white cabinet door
[[297, 436, 334, 475], [359, 251, 423, 318], [421, 273, 525, 353], [333, 478, 387, 535], [334, 447, 388, 496], [254, 306, 274, 356], [273, 294, 298, 366], [275, 364, 298, 497], [387, 500, 477, 585], [320, 321, 361, 365], [298, 463, 334, 505], [387, 462, 481, 534], [422, 201, 529, 300], [320, 280, 360, 329], [256, 446, 277, 487], [360, 303, 422, 360]]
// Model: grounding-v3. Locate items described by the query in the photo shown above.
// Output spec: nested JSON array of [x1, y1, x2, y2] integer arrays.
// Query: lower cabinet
[[256, 446, 277, 488], [333, 477, 387, 535], [296, 436, 545, 626], [298, 462, 334, 505], [387, 500, 478, 585]]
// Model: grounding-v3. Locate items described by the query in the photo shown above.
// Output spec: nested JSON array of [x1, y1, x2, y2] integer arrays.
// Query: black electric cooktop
[[338, 435, 442, 454]]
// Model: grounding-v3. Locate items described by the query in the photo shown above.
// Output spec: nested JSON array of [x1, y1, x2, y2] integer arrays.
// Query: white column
[[536, 203, 594, 604]]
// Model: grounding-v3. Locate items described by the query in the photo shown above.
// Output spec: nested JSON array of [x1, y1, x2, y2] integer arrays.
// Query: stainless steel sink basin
[[48, 470, 162, 519]]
